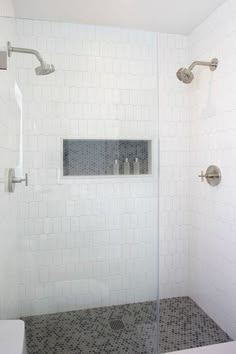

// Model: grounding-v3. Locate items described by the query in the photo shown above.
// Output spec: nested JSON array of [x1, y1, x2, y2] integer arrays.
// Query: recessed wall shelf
[[63, 139, 152, 177]]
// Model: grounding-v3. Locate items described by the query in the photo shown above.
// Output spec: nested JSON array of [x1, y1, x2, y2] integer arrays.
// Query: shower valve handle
[[8, 168, 28, 192], [198, 171, 219, 181], [24, 173, 28, 186], [198, 166, 221, 187], [198, 170, 205, 182], [12, 173, 28, 186]]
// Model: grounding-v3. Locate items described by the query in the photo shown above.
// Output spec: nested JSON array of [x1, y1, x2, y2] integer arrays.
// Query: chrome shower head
[[7, 41, 55, 76], [176, 58, 218, 84], [176, 67, 194, 84], [35, 62, 55, 75]]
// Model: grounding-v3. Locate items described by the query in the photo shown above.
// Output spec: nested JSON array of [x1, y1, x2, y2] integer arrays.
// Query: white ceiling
[[13, 0, 226, 34]]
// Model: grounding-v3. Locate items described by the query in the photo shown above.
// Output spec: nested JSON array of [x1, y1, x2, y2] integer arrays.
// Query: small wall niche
[[63, 139, 152, 177]]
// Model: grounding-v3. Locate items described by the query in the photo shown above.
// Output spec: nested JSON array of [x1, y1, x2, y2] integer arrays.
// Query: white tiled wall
[[0, 3, 20, 319], [0, 13, 190, 319], [158, 33, 190, 299], [14, 20, 159, 316], [0, 18, 196, 319], [188, 0, 236, 340]]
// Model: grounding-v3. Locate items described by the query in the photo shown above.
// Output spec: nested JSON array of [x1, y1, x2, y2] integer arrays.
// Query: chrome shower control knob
[[198, 165, 221, 186], [198, 170, 205, 182], [8, 168, 29, 192], [19, 173, 28, 186]]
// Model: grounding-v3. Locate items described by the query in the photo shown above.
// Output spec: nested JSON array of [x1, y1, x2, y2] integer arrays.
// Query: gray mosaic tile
[[22, 297, 231, 354], [63, 139, 149, 176], [159, 297, 231, 353]]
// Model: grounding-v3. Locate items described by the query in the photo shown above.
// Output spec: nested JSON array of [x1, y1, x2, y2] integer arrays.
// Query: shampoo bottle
[[113, 159, 119, 175], [124, 158, 130, 175], [133, 158, 140, 175]]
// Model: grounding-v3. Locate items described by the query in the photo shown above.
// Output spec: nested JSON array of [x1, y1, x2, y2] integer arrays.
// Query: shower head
[[176, 68, 194, 84], [176, 58, 218, 84], [35, 62, 55, 75], [7, 41, 55, 76]]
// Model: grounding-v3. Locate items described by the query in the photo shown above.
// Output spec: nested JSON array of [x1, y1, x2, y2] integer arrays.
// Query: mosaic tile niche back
[[63, 139, 151, 176]]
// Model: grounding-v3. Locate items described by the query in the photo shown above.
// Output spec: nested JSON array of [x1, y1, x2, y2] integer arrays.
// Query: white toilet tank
[[0, 320, 27, 354]]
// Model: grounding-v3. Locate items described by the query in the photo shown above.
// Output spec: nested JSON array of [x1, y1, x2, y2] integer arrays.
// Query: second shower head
[[176, 68, 194, 84], [7, 41, 55, 76], [35, 62, 55, 75], [176, 58, 218, 84]]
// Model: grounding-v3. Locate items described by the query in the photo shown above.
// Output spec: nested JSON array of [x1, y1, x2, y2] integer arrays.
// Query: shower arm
[[7, 41, 44, 65], [188, 59, 218, 72]]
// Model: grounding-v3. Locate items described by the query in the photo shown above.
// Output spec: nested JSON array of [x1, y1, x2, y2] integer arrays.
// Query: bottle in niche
[[124, 158, 130, 175], [113, 159, 119, 175], [133, 158, 140, 175]]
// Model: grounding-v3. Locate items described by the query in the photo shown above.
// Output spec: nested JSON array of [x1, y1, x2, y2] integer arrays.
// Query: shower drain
[[109, 319, 125, 330]]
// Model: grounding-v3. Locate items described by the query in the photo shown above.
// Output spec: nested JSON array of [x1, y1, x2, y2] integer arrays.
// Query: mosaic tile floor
[[22, 297, 231, 354]]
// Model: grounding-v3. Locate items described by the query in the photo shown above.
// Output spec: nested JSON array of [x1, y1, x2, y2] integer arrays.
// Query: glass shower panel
[[0, 16, 21, 320], [1, 15, 159, 353]]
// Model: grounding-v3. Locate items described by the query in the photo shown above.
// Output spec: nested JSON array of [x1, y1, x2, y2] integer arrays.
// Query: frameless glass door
[[1, 15, 160, 353]]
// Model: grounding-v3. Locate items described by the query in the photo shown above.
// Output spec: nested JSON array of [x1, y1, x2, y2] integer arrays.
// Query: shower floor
[[22, 297, 231, 354]]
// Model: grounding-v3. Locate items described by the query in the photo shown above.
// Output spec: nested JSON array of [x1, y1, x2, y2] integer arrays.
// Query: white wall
[[0, 0, 14, 17], [0, 17, 206, 320], [0, 1, 20, 319], [14, 20, 159, 316], [188, 0, 236, 340], [0, 12, 191, 319], [158, 33, 190, 299], [0, 8, 192, 319], [14, 19, 192, 316]]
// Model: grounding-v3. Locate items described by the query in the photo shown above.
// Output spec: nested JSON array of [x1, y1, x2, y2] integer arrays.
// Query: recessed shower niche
[[63, 139, 152, 177]]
